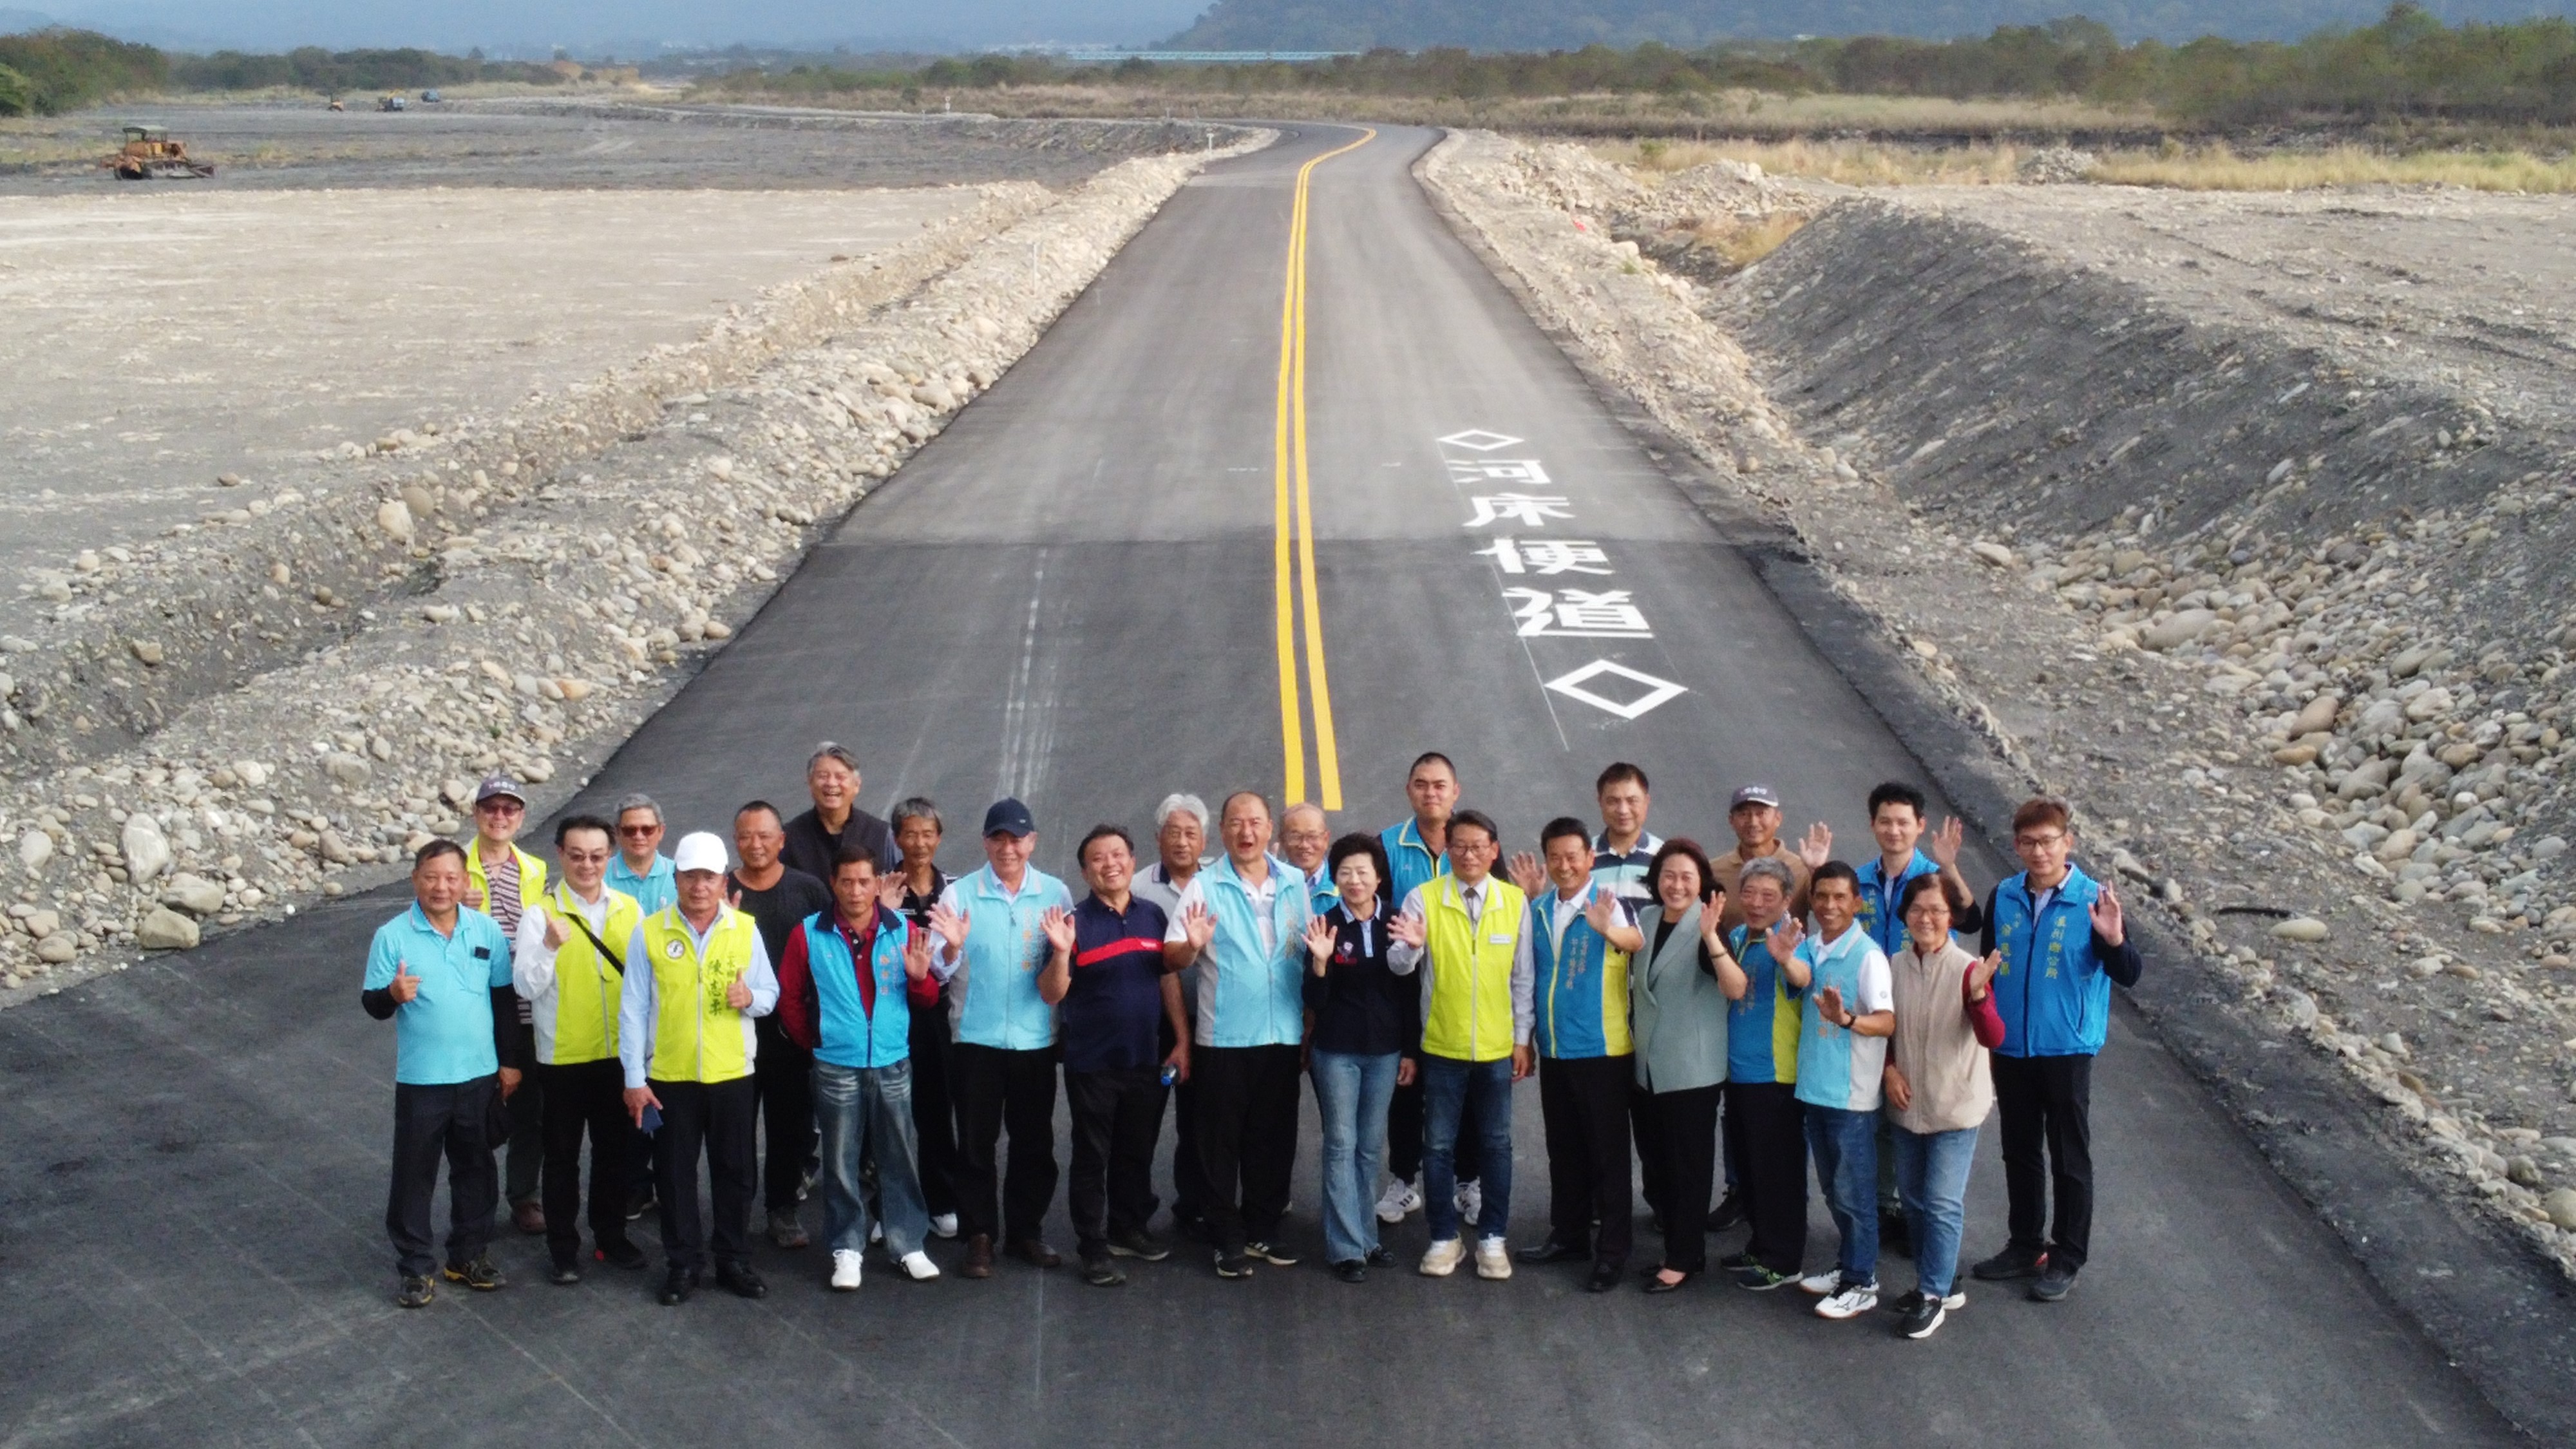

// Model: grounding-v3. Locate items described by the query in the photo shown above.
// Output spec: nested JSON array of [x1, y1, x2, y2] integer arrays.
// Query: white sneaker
[[830, 1249, 864, 1291], [1816, 1279, 1880, 1320], [1798, 1269, 1841, 1296], [1419, 1238, 1464, 1277], [1455, 1179, 1482, 1228], [1473, 1237, 1513, 1280], [899, 1250, 940, 1282], [1939, 1288, 1966, 1310], [1376, 1177, 1421, 1224], [929, 1213, 960, 1240]]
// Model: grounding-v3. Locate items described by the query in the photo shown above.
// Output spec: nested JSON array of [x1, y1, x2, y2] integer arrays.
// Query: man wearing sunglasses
[[462, 775, 551, 1236], [607, 792, 677, 916]]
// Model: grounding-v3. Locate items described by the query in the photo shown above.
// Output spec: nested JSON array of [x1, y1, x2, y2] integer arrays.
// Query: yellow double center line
[[1273, 128, 1372, 813]]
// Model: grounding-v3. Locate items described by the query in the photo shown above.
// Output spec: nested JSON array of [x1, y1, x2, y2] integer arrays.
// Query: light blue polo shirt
[[607, 852, 676, 917], [1792, 923, 1893, 1113], [365, 902, 514, 1086]]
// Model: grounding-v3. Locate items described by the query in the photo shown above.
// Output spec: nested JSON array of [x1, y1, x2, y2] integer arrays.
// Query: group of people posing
[[363, 745, 2141, 1341]]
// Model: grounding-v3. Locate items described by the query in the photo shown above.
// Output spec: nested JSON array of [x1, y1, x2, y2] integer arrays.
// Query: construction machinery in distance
[[101, 125, 215, 180]]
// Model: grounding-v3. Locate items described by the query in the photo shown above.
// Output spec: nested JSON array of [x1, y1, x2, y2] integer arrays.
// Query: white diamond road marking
[[1437, 429, 1523, 452], [1544, 659, 1688, 720]]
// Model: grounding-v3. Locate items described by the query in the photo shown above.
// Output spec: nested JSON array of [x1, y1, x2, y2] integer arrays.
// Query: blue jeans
[[1803, 1104, 1879, 1283], [1893, 1124, 1978, 1298], [1421, 1054, 1513, 1244], [1309, 1050, 1401, 1265], [813, 1058, 927, 1258]]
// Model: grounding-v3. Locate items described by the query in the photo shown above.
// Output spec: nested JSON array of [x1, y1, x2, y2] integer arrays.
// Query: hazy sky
[[16, 0, 1214, 53]]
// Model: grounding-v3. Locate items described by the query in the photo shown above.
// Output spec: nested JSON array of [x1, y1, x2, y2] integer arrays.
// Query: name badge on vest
[[665, 938, 685, 959], [1488, 933, 1511, 945]]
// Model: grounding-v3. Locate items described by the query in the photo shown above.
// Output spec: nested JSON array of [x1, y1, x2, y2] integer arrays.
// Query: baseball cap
[[1729, 784, 1782, 810], [672, 831, 729, 874], [981, 797, 1036, 838], [473, 773, 527, 806]]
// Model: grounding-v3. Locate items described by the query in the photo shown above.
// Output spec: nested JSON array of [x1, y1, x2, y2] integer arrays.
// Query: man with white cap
[[620, 830, 779, 1305], [925, 797, 1075, 1279]]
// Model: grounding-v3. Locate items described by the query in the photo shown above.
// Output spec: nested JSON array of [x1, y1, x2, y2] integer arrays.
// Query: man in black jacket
[[782, 741, 898, 883]]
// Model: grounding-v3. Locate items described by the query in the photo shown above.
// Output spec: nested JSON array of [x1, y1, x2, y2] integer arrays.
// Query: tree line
[[709, 6, 2576, 126], [0, 30, 565, 115], [7, 6, 2575, 126]]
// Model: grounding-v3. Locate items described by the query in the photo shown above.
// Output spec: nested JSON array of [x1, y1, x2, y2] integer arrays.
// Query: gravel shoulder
[[0, 126, 1271, 1002], [1421, 132, 2576, 1439]]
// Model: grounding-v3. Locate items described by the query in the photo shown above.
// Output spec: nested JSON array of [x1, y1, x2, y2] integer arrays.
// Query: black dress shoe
[[715, 1261, 768, 1299], [1334, 1260, 1368, 1283], [1365, 1245, 1394, 1267], [1517, 1236, 1586, 1265], [1586, 1261, 1624, 1293], [547, 1258, 583, 1286], [595, 1238, 648, 1271], [659, 1265, 698, 1305], [1706, 1194, 1748, 1233], [1642, 1267, 1700, 1294], [1011, 1237, 1063, 1269]]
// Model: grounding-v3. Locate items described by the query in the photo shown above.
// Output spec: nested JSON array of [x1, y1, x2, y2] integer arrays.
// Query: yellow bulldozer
[[101, 125, 216, 180]]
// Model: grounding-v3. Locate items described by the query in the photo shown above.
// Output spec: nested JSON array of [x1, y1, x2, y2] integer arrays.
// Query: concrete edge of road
[[1410, 137, 2575, 1443]]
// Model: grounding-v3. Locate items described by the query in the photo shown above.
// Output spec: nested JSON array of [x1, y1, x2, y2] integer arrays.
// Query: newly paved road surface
[[0, 126, 2527, 1445]]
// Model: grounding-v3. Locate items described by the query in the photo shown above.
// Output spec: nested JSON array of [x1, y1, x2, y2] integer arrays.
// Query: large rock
[[160, 873, 226, 916], [136, 907, 200, 951], [2546, 1188, 2576, 1233], [17, 829, 52, 871], [324, 752, 373, 786], [2143, 609, 2219, 651], [121, 813, 171, 884], [35, 932, 79, 963], [2290, 692, 2342, 736], [375, 498, 415, 542]]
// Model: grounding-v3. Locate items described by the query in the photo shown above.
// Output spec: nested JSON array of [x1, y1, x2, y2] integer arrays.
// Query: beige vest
[[1886, 939, 1995, 1134]]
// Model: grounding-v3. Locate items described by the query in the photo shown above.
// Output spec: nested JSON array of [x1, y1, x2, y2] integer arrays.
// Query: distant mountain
[[0, 8, 60, 32], [1166, 0, 2576, 48]]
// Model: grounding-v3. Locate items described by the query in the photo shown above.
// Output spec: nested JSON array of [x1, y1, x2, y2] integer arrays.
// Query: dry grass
[[2090, 142, 2576, 193], [1694, 212, 1811, 269], [1605, 135, 2032, 184]]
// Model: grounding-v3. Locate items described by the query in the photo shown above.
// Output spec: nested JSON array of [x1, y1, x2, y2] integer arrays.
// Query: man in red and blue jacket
[[1970, 798, 2143, 1305], [776, 843, 939, 1292]]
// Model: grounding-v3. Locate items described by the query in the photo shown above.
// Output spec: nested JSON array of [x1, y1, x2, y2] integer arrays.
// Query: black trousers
[[1066, 1066, 1168, 1253], [535, 1058, 632, 1263], [1993, 1052, 2096, 1271], [386, 1074, 500, 1278], [1388, 1070, 1482, 1185], [1722, 1080, 1808, 1274], [1636, 1083, 1720, 1273], [909, 1001, 961, 1220], [650, 1075, 757, 1273], [1631, 1086, 1668, 1226], [504, 1066, 544, 1206], [1193, 1043, 1300, 1253], [753, 1016, 816, 1215], [1539, 1054, 1635, 1267], [949, 1041, 1059, 1244]]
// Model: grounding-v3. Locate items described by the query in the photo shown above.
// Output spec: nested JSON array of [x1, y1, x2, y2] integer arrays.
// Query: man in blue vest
[[1511, 817, 1644, 1292], [1165, 791, 1313, 1278], [1969, 797, 2142, 1303], [775, 844, 942, 1291], [926, 797, 1075, 1278], [365, 840, 521, 1307]]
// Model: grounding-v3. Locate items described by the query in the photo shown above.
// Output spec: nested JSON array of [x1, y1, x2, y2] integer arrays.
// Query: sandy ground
[[0, 185, 981, 629]]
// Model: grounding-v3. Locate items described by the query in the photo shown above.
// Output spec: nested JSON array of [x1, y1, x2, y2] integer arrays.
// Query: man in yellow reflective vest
[[511, 813, 647, 1285], [1388, 808, 1534, 1283], [620, 831, 779, 1305]]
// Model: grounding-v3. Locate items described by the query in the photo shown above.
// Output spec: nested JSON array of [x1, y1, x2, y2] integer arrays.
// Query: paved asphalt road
[[0, 126, 2528, 1445]]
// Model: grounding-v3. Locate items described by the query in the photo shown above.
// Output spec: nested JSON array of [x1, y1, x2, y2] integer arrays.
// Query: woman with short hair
[[1629, 838, 1747, 1292]]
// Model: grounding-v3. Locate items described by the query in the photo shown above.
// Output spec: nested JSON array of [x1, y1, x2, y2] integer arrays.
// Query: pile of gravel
[[0, 132, 1273, 999]]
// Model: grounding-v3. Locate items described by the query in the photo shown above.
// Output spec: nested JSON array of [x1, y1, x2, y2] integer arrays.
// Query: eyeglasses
[[618, 824, 659, 837], [477, 800, 525, 816], [2014, 832, 2067, 849]]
